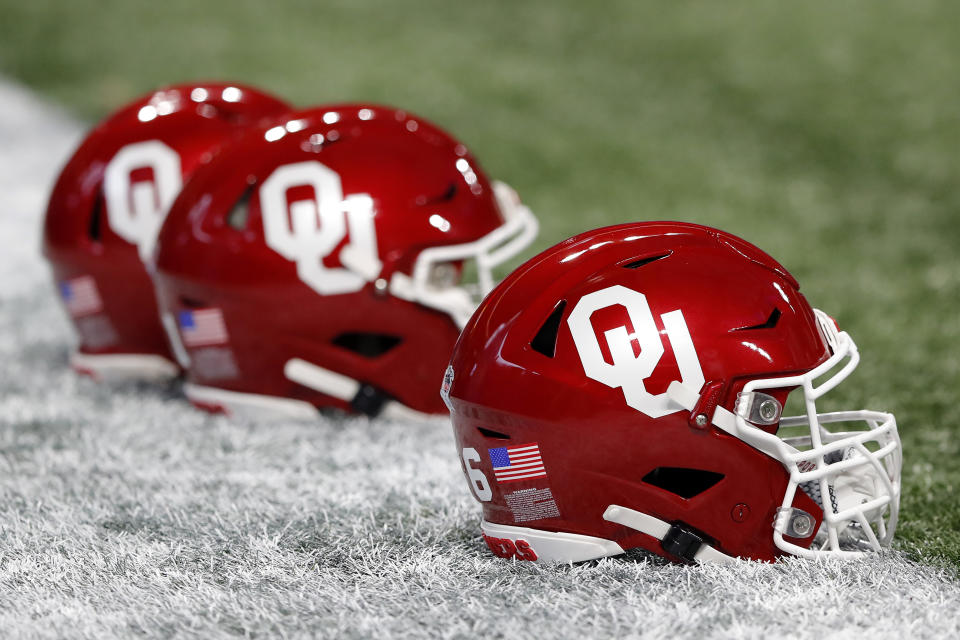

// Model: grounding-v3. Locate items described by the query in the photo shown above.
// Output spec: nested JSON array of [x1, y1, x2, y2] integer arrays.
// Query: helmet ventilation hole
[[87, 190, 105, 242], [416, 182, 458, 206], [621, 251, 672, 269], [332, 332, 402, 358], [530, 300, 566, 358], [731, 307, 781, 332], [226, 185, 255, 230], [641, 467, 725, 499], [476, 426, 511, 440]]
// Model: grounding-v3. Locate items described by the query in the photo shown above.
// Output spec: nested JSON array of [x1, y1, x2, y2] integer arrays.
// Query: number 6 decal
[[462, 447, 492, 501], [260, 160, 383, 295]]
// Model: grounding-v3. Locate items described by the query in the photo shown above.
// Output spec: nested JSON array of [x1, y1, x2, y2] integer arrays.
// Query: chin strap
[[603, 504, 736, 564], [283, 357, 432, 419]]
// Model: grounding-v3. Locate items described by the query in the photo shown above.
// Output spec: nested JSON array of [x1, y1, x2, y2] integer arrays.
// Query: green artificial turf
[[1, 0, 957, 568]]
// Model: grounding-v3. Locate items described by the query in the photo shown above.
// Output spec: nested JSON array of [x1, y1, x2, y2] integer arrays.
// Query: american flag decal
[[178, 308, 229, 347], [59, 276, 103, 317], [488, 443, 547, 483]]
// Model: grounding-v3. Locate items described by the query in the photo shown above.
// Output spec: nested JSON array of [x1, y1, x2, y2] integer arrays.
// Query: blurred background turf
[[1, 0, 957, 565]]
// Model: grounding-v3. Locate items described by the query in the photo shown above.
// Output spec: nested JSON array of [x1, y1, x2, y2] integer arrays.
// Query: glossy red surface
[[43, 83, 290, 366], [153, 104, 511, 414], [447, 222, 832, 562]]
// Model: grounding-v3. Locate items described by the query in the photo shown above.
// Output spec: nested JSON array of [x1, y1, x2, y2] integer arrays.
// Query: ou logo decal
[[103, 140, 182, 261], [567, 285, 704, 418], [260, 161, 383, 295]]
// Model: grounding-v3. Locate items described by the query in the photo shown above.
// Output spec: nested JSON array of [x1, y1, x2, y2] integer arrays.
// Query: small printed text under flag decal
[[178, 308, 229, 347], [488, 443, 547, 483], [59, 276, 102, 317]]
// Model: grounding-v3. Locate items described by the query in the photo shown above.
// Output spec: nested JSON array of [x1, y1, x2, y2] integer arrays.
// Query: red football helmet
[[43, 83, 289, 380], [153, 104, 538, 418], [445, 222, 901, 563]]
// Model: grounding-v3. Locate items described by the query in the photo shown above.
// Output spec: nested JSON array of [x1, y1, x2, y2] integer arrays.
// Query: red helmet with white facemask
[[153, 104, 538, 418], [445, 222, 901, 564], [42, 83, 290, 380]]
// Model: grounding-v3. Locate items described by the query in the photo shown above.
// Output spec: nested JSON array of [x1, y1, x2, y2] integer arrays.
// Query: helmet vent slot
[[530, 300, 567, 358], [641, 467, 724, 499], [87, 190, 105, 242], [477, 427, 511, 440], [178, 296, 207, 309], [731, 307, 781, 332], [226, 185, 255, 230], [332, 332, 402, 358], [417, 182, 458, 206], [622, 251, 672, 269]]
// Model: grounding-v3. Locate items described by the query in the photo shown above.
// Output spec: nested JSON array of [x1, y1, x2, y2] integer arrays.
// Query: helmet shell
[[43, 83, 290, 377], [447, 222, 830, 562], [154, 104, 511, 414]]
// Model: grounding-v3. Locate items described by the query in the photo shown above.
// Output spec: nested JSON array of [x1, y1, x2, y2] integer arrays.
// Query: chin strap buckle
[[603, 504, 737, 564], [350, 383, 389, 417], [661, 524, 705, 563]]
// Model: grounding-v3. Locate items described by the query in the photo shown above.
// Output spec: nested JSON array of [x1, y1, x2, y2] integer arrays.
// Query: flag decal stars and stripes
[[488, 443, 547, 483], [178, 308, 229, 347], [59, 276, 103, 317]]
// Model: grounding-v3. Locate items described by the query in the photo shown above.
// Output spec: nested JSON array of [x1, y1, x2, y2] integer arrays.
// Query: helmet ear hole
[[641, 467, 725, 499]]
